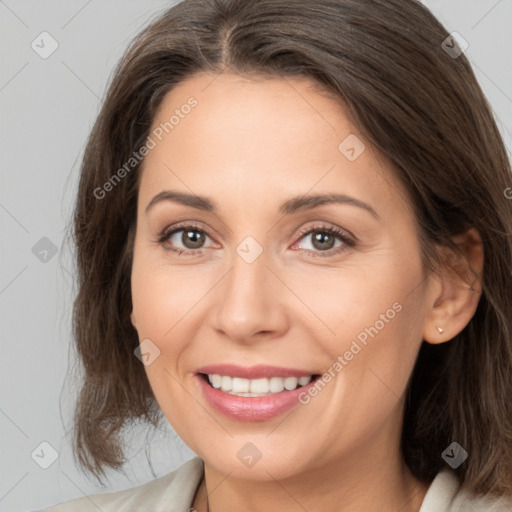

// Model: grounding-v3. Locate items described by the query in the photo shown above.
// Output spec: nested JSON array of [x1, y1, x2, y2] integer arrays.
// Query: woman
[[41, 0, 512, 510]]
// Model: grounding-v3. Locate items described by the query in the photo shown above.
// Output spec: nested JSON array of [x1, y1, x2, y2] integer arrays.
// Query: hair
[[67, 0, 512, 498]]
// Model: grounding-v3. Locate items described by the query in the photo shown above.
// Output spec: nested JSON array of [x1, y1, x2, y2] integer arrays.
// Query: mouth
[[195, 364, 321, 421]]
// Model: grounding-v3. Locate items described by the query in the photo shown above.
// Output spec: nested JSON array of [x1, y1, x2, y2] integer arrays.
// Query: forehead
[[138, 72, 413, 223], [152, 71, 351, 148]]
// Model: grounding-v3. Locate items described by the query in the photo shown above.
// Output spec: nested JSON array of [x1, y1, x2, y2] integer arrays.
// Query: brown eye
[[158, 224, 213, 255], [310, 231, 336, 251], [294, 224, 356, 258], [180, 229, 206, 249]]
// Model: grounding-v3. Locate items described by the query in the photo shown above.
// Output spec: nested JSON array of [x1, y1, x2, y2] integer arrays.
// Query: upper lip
[[196, 364, 316, 379]]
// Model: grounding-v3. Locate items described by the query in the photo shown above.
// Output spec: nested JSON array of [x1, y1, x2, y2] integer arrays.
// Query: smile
[[195, 364, 321, 420]]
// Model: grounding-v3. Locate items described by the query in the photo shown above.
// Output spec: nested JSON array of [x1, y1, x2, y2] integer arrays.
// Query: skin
[[130, 71, 483, 512]]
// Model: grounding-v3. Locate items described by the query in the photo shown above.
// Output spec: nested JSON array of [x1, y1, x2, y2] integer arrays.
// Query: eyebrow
[[145, 190, 380, 220]]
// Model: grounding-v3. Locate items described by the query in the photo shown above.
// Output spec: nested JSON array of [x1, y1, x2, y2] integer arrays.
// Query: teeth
[[250, 378, 270, 393], [221, 375, 232, 391], [284, 377, 298, 390], [269, 377, 284, 393], [206, 374, 313, 396], [232, 377, 250, 393], [210, 374, 222, 388], [298, 376, 311, 386]]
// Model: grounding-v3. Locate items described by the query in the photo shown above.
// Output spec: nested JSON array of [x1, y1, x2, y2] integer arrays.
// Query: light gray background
[[1, 1, 511, 511]]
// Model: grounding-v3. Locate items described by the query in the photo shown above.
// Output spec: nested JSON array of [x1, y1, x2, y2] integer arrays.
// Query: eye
[[293, 224, 355, 257], [156, 222, 214, 256]]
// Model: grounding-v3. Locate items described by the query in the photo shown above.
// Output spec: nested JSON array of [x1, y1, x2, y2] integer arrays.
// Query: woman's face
[[130, 72, 437, 480]]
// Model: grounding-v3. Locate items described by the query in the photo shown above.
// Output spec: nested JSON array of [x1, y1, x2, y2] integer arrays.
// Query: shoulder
[[420, 468, 512, 512], [452, 484, 512, 512], [39, 457, 204, 512]]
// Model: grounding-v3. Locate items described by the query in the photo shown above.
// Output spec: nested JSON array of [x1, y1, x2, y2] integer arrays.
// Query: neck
[[193, 440, 430, 512]]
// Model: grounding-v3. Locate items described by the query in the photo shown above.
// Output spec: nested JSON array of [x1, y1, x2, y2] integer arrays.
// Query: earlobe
[[422, 227, 484, 345]]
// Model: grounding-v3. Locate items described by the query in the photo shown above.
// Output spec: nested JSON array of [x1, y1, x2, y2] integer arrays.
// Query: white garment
[[38, 457, 512, 511]]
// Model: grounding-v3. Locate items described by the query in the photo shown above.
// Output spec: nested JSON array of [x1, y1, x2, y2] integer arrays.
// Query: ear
[[422, 227, 484, 344], [130, 311, 137, 330]]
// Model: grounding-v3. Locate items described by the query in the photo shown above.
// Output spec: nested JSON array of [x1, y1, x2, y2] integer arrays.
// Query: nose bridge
[[214, 239, 285, 340]]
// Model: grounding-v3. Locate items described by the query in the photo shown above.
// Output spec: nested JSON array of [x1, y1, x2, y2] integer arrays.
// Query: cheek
[[130, 251, 210, 342], [286, 256, 423, 349], [302, 256, 426, 404]]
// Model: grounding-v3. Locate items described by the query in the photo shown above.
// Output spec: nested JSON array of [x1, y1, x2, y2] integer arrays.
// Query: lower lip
[[196, 374, 318, 421]]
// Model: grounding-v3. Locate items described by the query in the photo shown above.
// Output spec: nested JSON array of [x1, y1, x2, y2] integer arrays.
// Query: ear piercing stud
[[436, 326, 444, 334]]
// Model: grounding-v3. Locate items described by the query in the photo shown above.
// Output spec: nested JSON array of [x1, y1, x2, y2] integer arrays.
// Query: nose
[[212, 247, 289, 344]]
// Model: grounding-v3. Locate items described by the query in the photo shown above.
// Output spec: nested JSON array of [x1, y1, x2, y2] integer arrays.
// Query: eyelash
[[155, 221, 356, 258]]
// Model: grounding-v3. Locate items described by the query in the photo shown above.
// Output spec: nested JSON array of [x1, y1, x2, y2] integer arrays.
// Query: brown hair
[[67, 0, 512, 497]]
